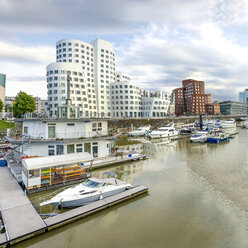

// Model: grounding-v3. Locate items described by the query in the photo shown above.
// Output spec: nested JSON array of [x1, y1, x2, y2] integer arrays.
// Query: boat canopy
[[22, 152, 94, 170], [89, 177, 125, 185]]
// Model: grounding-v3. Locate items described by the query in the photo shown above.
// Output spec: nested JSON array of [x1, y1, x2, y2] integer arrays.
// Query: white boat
[[190, 130, 208, 143], [220, 119, 236, 128], [40, 177, 133, 208], [243, 120, 248, 129], [148, 126, 179, 139], [128, 125, 150, 136]]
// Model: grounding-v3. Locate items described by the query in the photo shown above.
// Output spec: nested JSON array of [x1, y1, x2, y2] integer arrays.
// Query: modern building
[[219, 101, 248, 115], [205, 103, 220, 115], [174, 79, 212, 116], [52, 38, 115, 118], [0, 73, 6, 118], [46, 62, 97, 117], [141, 90, 170, 118], [110, 74, 142, 118], [239, 89, 248, 104]]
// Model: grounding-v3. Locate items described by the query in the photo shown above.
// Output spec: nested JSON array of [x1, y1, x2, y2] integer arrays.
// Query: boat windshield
[[82, 179, 101, 188]]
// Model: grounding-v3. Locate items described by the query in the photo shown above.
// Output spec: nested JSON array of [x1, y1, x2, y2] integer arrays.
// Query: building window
[[48, 125, 56, 138], [24, 126, 28, 134], [84, 143, 91, 154], [56, 145, 64, 155], [67, 144, 75, 154], [76, 144, 83, 153], [48, 145, 55, 156]]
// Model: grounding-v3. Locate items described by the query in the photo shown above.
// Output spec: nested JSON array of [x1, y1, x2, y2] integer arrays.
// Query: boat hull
[[51, 186, 132, 208], [207, 137, 230, 143]]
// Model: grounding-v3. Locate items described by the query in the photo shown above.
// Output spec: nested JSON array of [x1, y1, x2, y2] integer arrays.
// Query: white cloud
[[0, 41, 54, 98]]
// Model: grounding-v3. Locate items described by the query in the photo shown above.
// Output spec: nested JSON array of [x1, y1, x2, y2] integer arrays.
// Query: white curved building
[[46, 62, 97, 117], [55, 38, 115, 117], [111, 75, 142, 118]]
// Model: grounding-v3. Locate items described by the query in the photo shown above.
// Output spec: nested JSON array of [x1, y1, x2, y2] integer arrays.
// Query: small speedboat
[[128, 126, 150, 136], [190, 131, 208, 143], [40, 175, 133, 208]]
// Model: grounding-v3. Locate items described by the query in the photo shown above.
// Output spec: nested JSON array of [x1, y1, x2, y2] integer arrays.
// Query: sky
[[1, 0, 248, 101]]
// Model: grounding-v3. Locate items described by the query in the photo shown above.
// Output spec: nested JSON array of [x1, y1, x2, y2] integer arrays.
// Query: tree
[[0, 99, 3, 113], [13, 91, 36, 118]]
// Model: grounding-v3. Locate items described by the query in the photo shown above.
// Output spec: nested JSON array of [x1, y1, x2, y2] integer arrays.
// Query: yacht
[[148, 126, 179, 139], [128, 125, 150, 136], [40, 177, 133, 208], [190, 130, 208, 143], [220, 119, 236, 129]]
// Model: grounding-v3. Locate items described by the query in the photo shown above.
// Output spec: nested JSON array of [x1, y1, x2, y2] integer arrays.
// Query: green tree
[[13, 91, 36, 118], [0, 99, 3, 113]]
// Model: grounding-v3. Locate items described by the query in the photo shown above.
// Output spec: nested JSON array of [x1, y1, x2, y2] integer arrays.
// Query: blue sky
[[1, 0, 248, 100]]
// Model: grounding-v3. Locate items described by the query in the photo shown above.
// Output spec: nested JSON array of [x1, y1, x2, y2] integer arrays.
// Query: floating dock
[[0, 167, 148, 247]]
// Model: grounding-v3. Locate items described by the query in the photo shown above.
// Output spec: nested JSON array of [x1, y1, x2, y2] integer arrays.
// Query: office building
[[219, 101, 248, 115], [0, 73, 6, 118], [239, 89, 248, 104]]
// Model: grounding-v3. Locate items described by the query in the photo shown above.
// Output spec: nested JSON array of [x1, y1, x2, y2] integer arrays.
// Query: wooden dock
[[0, 167, 148, 247]]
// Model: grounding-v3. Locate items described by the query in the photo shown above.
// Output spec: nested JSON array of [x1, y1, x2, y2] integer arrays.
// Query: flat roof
[[14, 118, 110, 123], [22, 152, 93, 170]]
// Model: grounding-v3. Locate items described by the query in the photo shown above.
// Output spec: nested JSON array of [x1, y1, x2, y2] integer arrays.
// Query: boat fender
[[99, 194, 103, 200], [58, 203, 63, 210]]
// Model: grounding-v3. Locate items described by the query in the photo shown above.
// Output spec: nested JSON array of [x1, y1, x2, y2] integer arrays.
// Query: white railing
[[23, 131, 109, 140]]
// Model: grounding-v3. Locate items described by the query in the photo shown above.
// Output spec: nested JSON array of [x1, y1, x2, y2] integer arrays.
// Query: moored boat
[[220, 119, 236, 129], [40, 175, 133, 208], [190, 130, 208, 143], [207, 131, 230, 143], [148, 125, 179, 139], [128, 126, 150, 136]]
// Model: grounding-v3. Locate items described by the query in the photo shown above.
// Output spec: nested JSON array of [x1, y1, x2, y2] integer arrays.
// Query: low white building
[[11, 118, 111, 160]]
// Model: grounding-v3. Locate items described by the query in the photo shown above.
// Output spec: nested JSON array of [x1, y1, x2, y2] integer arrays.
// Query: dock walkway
[[0, 167, 148, 247], [0, 167, 46, 245]]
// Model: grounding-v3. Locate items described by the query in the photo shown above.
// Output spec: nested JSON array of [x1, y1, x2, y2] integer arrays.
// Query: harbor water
[[15, 127, 248, 248]]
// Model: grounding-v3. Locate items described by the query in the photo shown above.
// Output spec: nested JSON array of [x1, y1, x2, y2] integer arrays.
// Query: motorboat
[[190, 130, 208, 143], [128, 125, 150, 136], [148, 126, 179, 139], [243, 120, 248, 129], [220, 119, 236, 129], [40, 175, 133, 208], [207, 131, 230, 143]]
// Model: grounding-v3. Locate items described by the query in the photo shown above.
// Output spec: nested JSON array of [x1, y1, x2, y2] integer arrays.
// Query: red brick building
[[174, 79, 213, 116], [205, 103, 220, 115], [173, 87, 185, 116]]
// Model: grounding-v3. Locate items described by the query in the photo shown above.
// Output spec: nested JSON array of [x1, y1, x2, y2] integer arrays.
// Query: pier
[[0, 166, 148, 247]]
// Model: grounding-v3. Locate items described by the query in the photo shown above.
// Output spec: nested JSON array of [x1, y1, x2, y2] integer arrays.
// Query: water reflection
[[16, 128, 248, 248]]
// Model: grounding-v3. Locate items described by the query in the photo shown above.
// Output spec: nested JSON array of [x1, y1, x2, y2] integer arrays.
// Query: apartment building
[[174, 79, 213, 116]]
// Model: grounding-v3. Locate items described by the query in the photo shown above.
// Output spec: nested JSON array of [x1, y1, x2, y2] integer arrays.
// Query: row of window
[[57, 42, 93, 51]]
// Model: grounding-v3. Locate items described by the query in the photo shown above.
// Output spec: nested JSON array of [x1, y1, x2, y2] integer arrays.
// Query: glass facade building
[[219, 101, 248, 115], [0, 74, 6, 88]]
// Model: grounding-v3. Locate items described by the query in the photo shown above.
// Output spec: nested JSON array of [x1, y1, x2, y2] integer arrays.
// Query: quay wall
[[107, 115, 247, 131]]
